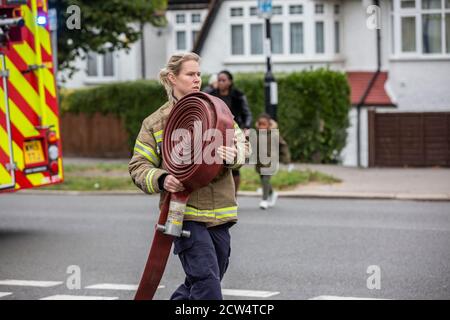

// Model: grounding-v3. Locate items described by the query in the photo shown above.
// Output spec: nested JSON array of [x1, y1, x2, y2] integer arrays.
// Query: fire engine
[[0, 0, 63, 193]]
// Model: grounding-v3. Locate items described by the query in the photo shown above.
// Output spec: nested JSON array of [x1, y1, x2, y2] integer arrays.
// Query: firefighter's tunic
[[128, 100, 250, 228]]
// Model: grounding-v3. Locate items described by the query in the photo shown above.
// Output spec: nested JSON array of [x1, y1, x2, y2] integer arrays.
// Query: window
[[250, 24, 263, 54], [315, 21, 325, 53], [401, 0, 416, 8], [192, 30, 200, 48], [231, 25, 244, 55], [271, 23, 283, 54], [289, 5, 303, 14], [231, 7, 243, 17], [87, 52, 97, 77], [391, 14, 395, 54], [86, 51, 115, 78], [290, 22, 304, 53], [225, 2, 341, 58], [176, 31, 186, 50], [393, 0, 450, 55], [422, 13, 442, 53], [87, 52, 98, 77], [191, 13, 201, 23], [335, 21, 340, 53], [272, 6, 283, 15], [334, 4, 340, 14], [315, 4, 324, 14], [103, 51, 114, 76], [447, 13, 450, 52], [401, 16, 416, 51], [176, 14, 185, 24], [422, 0, 441, 9]]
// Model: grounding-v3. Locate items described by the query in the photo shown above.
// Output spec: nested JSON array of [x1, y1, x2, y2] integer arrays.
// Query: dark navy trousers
[[170, 221, 232, 300]]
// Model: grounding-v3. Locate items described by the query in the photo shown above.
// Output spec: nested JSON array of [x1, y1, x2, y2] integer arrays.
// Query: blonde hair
[[159, 52, 200, 105]]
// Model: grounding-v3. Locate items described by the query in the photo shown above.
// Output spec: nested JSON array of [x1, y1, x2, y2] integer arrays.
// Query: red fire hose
[[134, 92, 234, 300]]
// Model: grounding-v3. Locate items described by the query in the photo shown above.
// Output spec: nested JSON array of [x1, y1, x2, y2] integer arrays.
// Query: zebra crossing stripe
[[221, 289, 280, 298], [85, 283, 165, 291], [0, 292, 12, 298], [40, 295, 118, 300], [0, 278, 281, 299], [310, 295, 388, 300], [0, 280, 62, 287]]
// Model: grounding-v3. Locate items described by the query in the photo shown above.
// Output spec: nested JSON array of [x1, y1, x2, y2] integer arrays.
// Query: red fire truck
[[0, 0, 63, 193]]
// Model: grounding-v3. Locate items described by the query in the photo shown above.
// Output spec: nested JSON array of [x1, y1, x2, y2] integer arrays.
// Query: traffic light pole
[[264, 17, 278, 121]]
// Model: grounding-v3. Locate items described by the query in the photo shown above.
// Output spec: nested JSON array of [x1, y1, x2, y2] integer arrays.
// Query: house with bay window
[[63, 0, 450, 167]]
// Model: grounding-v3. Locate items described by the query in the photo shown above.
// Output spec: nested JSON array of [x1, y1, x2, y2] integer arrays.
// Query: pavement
[[28, 158, 450, 201], [1, 194, 450, 300], [257, 163, 450, 201]]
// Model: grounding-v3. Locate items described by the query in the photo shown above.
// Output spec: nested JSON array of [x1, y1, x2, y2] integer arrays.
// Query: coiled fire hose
[[134, 92, 235, 300]]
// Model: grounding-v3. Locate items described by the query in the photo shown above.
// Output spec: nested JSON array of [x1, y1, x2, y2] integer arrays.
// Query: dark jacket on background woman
[[210, 88, 253, 129]]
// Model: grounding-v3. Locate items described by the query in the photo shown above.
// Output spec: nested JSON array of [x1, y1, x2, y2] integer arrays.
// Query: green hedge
[[61, 80, 167, 153], [61, 69, 350, 163]]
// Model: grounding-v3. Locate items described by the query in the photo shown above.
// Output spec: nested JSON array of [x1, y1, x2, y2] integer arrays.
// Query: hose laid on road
[[134, 92, 234, 300]]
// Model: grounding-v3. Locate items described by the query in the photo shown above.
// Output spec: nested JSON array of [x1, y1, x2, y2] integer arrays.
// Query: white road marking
[[85, 283, 165, 291], [0, 280, 62, 288], [310, 295, 388, 300], [222, 289, 280, 298], [40, 295, 118, 300], [0, 279, 280, 299], [0, 292, 12, 298]]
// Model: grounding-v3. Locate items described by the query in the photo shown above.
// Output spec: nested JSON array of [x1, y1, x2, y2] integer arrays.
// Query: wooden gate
[[369, 111, 450, 167]]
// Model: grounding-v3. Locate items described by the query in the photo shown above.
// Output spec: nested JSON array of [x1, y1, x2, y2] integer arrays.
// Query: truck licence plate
[[24, 140, 45, 165]]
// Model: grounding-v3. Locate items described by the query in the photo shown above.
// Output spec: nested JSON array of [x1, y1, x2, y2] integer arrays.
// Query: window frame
[[290, 21, 305, 54], [230, 7, 244, 17], [315, 3, 325, 14], [231, 24, 245, 55], [192, 30, 200, 48], [289, 4, 304, 15], [391, 0, 450, 58], [334, 20, 341, 54], [176, 13, 186, 24], [272, 5, 283, 15], [170, 10, 204, 53], [85, 50, 118, 84], [176, 30, 187, 51], [191, 13, 201, 24], [225, 1, 342, 62], [270, 22, 284, 54], [250, 23, 264, 55], [315, 20, 325, 54]]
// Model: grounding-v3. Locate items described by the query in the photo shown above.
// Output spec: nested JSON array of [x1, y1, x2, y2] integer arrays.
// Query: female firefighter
[[128, 52, 250, 300]]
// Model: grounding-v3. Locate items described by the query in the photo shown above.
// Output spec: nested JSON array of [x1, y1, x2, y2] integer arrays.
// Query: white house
[[62, 0, 450, 168], [60, 0, 210, 87]]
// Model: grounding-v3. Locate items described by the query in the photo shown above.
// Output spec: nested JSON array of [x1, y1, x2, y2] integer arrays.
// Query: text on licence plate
[[24, 140, 45, 165]]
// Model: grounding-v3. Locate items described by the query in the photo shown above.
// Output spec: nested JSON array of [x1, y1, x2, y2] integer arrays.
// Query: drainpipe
[[356, 0, 381, 167]]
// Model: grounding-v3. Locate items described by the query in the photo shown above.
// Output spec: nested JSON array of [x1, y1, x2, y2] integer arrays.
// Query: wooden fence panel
[[60, 113, 131, 158]]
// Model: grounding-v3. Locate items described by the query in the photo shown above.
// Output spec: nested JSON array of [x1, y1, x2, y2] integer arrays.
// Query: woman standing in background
[[210, 70, 253, 195]]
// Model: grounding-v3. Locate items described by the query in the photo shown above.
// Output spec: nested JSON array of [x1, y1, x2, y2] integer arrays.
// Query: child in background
[[255, 113, 291, 209]]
